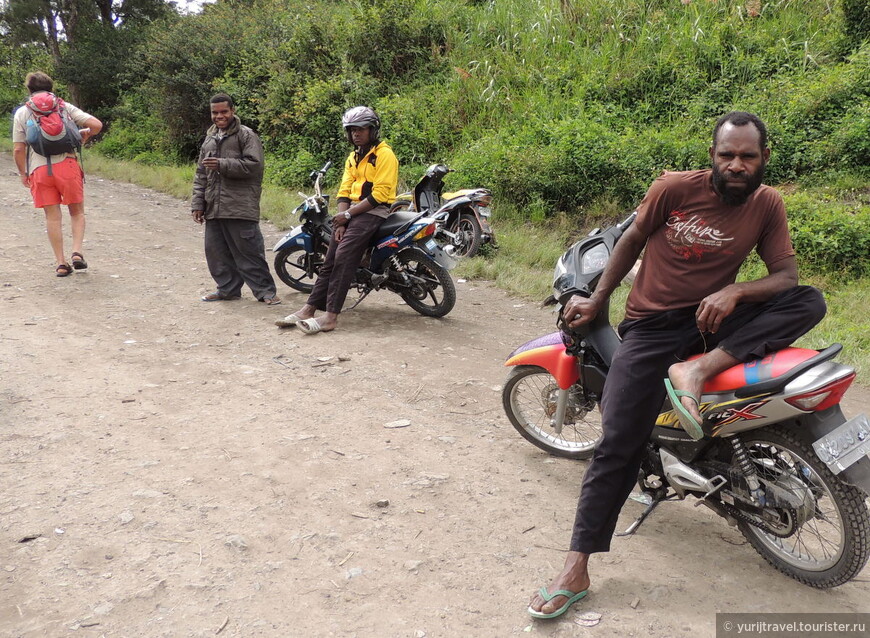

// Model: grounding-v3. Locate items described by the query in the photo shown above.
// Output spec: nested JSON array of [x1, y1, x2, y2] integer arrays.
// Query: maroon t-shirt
[[624, 170, 795, 320]]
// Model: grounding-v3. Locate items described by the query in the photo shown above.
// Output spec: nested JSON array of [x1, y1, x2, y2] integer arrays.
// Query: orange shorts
[[29, 157, 84, 208]]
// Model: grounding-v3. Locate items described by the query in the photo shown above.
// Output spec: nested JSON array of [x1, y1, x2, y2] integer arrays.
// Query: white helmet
[[341, 106, 380, 144]]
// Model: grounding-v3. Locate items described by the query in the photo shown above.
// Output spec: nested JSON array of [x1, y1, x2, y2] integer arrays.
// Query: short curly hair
[[25, 72, 53, 94], [712, 111, 768, 150]]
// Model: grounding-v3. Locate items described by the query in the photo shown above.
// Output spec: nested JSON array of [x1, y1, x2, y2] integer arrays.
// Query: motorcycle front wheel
[[502, 365, 603, 460], [395, 247, 456, 317], [450, 212, 482, 258], [736, 426, 870, 588], [274, 245, 325, 293]]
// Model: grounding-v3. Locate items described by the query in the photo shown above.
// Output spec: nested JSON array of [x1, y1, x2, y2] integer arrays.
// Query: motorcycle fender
[[272, 226, 310, 253], [792, 406, 870, 496], [504, 333, 580, 390], [839, 457, 870, 496]]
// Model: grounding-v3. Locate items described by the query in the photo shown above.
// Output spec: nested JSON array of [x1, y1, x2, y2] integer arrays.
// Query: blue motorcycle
[[272, 162, 457, 317]]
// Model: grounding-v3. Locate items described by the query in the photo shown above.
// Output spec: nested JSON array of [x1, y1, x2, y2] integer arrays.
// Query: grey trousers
[[204, 218, 277, 300]]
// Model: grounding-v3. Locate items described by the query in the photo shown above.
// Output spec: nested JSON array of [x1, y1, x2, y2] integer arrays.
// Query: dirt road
[[1, 152, 868, 637]]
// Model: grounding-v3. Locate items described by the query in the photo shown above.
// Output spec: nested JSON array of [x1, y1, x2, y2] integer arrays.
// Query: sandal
[[56, 263, 73, 277], [71, 252, 88, 270], [201, 292, 241, 302], [260, 295, 282, 305]]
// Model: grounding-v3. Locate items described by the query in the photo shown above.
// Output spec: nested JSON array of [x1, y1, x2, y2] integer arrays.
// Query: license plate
[[425, 239, 438, 251], [813, 413, 870, 474], [478, 206, 491, 218]]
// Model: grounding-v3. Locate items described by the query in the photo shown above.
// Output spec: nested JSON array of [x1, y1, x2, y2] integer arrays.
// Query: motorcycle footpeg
[[693, 475, 728, 506]]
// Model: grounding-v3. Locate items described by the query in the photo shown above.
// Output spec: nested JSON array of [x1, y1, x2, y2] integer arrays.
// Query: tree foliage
[[0, 0, 172, 114]]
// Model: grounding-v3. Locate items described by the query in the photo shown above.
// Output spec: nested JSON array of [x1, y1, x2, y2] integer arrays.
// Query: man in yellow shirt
[[279, 106, 398, 334]]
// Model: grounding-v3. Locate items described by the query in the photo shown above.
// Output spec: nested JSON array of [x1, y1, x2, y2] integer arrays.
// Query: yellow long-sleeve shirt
[[337, 141, 398, 208]]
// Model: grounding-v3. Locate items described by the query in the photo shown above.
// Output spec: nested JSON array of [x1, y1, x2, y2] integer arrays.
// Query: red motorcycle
[[503, 213, 870, 588]]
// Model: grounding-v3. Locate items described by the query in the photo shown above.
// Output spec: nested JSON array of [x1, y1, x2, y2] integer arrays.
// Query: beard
[[712, 163, 766, 206]]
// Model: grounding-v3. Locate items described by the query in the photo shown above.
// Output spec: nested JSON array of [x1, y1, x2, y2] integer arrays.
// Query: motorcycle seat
[[700, 346, 825, 394], [374, 210, 419, 240], [443, 189, 475, 200]]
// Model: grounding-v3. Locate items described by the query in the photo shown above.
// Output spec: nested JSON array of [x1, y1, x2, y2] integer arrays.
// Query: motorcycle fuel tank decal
[[702, 347, 818, 392]]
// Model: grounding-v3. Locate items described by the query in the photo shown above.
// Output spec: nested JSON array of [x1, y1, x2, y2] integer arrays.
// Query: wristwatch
[[343, 211, 352, 220]]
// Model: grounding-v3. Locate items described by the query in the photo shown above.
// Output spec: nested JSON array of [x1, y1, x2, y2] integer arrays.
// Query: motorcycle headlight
[[580, 244, 609, 274]]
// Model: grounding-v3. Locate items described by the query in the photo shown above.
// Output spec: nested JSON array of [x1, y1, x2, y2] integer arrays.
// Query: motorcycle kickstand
[[344, 288, 371, 311], [615, 493, 675, 537]]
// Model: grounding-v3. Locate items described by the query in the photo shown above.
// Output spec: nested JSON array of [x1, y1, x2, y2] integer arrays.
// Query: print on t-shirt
[[665, 210, 736, 261]]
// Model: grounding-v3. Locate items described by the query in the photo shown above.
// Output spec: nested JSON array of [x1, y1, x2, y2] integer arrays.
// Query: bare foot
[[528, 552, 591, 616], [292, 304, 317, 321], [667, 361, 706, 423], [311, 311, 338, 332]]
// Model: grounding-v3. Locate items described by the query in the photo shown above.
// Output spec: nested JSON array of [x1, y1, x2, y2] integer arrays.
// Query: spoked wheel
[[395, 247, 456, 317], [502, 365, 603, 459], [736, 426, 870, 588], [449, 212, 482, 258], [274, 246, 325, 293]]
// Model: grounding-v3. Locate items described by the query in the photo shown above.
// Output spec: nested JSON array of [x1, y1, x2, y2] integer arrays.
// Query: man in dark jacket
[[192, 93, 280, 304]]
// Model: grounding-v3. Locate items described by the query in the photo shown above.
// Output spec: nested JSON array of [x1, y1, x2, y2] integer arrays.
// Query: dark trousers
[[307, 212, 383, 314], [204, 218, 277, 300], [569, 285, 827, 553]]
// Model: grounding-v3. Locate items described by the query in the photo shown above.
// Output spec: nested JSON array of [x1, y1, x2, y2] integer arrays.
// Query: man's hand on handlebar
[[563, 294, 602, 329]]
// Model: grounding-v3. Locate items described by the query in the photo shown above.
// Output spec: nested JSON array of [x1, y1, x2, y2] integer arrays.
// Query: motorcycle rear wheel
[[274, 245, 325, 293], [396, 247, 456, 317], [502, 365, 603, 460], [450, 212, 482, 258], [736, 426, 870, 588]]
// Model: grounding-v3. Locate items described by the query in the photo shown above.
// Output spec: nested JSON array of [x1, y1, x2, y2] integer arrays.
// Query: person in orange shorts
[[12, 71, 102, 277]]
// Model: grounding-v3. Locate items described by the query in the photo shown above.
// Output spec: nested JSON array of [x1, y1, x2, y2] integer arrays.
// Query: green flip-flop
[[664, 378, 705, 440], [527, 586, 589, 619]]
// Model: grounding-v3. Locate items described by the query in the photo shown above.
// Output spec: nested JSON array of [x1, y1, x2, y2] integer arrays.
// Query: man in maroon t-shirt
[[528, 112, 826, 619]]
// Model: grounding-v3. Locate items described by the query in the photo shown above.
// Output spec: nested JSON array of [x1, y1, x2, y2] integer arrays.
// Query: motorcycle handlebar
[[617, 211, 638, 231]]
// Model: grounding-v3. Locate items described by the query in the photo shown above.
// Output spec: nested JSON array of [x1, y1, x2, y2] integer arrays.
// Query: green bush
[[843, 0, 870, 48], [786, 191, 870, 277]]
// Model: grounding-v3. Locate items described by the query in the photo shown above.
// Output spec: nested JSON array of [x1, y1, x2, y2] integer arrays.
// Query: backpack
[[24, 92, 83, 176]]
